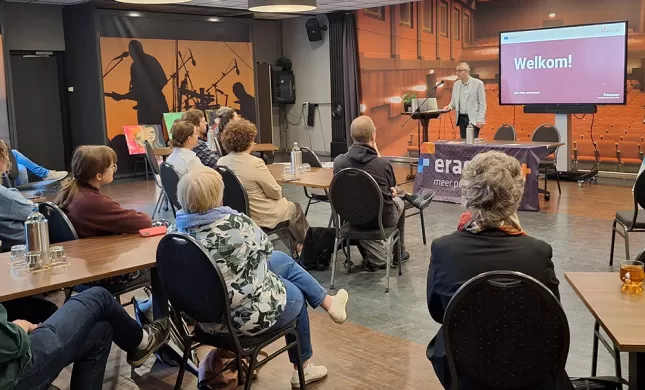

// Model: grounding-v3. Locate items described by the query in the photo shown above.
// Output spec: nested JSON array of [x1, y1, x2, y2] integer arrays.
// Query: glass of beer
[[620, 260, 645, 294]]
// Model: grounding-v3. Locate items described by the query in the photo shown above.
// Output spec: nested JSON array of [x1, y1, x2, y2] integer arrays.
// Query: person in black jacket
[[426, 151, 567, 390], [333, 115, 409, 268]]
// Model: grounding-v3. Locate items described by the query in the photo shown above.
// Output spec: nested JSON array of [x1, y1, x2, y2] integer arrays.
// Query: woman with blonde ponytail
[[166, 120, 204, 175]]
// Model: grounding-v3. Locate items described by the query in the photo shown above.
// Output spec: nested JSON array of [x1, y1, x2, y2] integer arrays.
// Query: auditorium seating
[[595, 141, 619, 168], [573, 140, 597, 164], [622, 134, 643, 143], [618, 141, 643, 166]]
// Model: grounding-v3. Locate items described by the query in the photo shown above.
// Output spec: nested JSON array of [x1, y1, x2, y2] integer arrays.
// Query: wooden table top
[[154, 143, 278, 157], [0, 234, 161, 302], [566, 272, 645, 352], [252, 143, 279, 152], [267, 164, 413, 189]]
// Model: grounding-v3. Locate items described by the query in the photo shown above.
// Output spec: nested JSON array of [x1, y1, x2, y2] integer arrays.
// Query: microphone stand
[[103, 57, 125, 79], [400, 82, 444, 156]]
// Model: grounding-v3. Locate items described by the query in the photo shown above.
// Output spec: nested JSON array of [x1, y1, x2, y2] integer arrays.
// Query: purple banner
[[412, 142, 550, 211]]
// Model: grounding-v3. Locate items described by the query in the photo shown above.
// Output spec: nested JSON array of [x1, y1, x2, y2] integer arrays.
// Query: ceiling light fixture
[[248, 0, 316, 13], [207, 17, 220, 22], [128, 12, 142, 17], [549, 13, 556, 18], [117, 0, 191, 5]]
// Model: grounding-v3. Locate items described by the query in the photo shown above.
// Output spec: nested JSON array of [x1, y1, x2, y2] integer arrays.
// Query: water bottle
[[290, 142, 302, 176], [466, 123, 475, 145], [207, 131, 215, 151], [24, 204, 50, 268]]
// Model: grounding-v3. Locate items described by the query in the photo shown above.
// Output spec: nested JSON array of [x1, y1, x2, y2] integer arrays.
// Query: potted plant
[[402, 93, 417, 112], [276, 56, 293, 72]]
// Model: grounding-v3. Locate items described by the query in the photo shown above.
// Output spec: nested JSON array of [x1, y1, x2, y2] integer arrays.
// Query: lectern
[[401, 110, 446, 143]]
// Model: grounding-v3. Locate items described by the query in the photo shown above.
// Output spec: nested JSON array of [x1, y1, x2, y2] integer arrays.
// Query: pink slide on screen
[[500, 35, 625, 105]]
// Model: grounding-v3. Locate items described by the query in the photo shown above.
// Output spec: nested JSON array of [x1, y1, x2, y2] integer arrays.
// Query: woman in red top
[[55, 145, 153, 288], [55, 145, 152, 237]]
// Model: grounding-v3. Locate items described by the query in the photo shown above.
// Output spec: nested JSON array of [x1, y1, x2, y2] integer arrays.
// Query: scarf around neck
[[458, 211, 526, 236], [175, 206, 239, 232]]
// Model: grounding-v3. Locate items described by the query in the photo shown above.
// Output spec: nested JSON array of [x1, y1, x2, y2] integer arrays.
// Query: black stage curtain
[[328, 12, 359, 157]]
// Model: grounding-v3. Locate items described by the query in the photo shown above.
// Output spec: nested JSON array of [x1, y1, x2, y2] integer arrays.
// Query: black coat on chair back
[[427, 229, 571, 390]]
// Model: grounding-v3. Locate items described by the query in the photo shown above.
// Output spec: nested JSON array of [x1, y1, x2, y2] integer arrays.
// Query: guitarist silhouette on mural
[[106, 40, 169, 125]]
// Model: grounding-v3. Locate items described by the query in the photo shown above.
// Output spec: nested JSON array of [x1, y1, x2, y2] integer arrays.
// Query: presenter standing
[[442, 62, 487, 139]]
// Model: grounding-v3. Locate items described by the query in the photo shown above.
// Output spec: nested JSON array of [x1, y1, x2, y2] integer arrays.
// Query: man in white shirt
[[442, 62, 487, 139]]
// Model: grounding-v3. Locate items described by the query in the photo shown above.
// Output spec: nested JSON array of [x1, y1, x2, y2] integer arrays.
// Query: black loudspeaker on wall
[[272, 71, 296, 104], [306, 18, 328, 42]]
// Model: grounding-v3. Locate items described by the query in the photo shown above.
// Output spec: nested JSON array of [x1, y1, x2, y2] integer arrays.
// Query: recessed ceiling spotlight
[[207, 17, 220, 22], [549, 13, 556, 18], [128, 12, 142, 17], [248, 0, 316, 13]]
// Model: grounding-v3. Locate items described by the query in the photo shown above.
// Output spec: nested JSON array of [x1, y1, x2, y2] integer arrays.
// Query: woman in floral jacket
[[173, 167, 349, 388]]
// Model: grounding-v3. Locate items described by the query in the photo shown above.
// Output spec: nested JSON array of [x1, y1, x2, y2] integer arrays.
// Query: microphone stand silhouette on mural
[[104, 39, 255, 123], [104, 40, 170, 125]]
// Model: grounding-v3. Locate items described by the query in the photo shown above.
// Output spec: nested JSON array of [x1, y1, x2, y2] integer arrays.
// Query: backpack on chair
[[299, 227, 336, 271]]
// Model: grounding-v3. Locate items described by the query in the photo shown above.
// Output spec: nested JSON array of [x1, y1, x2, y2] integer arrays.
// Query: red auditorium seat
[[574, 140, 597, 164], [601, 133, 622, 142], [622, 134, 643, 143], [618, 141, 642, 166], [595, 141, 619, 167]]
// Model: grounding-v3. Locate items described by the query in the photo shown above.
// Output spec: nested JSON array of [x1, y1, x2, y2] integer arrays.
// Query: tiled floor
[[53, 171, 643, 389]]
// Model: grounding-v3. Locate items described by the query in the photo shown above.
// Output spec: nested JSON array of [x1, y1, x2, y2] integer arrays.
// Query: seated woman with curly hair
[[426, 151, 566, 389], [217, 119, 310, 253]]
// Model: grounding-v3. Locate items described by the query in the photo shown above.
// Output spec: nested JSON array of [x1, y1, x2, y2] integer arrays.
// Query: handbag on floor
[[570, 376, 628, 390], [198, 348, 267, 390], [299, 227, 336, 271]]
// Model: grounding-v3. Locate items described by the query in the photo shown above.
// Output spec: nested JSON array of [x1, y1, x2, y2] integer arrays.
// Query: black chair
[[39, 202, 78, 244], [403, 193, 433, 245], [214, 165, 293, 255], [145, 141, 169, 219], [443, 271, 569, 390], [159, 162, 182, 217], [494, 124, 516, 141], [300, 147, 330, 217], [329, 168, 402, 293], [156, 233, 306, 390], [532, 124, 562, 201], [39, 202, 78, 301], [609, 172, 645, 265], [214, 137, 227, 157], [6, 150, 60, 191]]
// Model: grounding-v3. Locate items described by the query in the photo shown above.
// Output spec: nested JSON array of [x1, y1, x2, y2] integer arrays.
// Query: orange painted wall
[[356, 0, 473, 156], [475, 0, 640, 39]]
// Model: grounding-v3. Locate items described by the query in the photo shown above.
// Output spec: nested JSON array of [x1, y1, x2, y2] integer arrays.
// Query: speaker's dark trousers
[[458, 114, 480, 139]]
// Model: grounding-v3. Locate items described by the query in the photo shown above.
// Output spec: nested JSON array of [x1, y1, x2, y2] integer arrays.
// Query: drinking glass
[[49, 246, 68, 267], [10, 245, 26, 269], [25, 251, 43, 272], [620, 260, 645, 294], [300, 163, 311, 174], [283, 164, 294, 180]]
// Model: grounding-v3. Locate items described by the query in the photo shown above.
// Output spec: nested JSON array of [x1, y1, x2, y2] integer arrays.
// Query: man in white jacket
[[442, 62, 487, 139]]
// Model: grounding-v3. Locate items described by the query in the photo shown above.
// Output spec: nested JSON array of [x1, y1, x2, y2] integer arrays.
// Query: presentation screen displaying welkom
[[499, 21, 627, 105]]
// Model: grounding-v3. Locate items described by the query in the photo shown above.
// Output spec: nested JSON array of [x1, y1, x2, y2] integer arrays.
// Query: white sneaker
[[44, 170, 69, 181], [290, 363, 328, 388], [328, 289, 348, 324]]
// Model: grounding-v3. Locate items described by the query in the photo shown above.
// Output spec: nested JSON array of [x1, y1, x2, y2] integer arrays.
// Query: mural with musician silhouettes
[[100, 37, 255, 141]]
